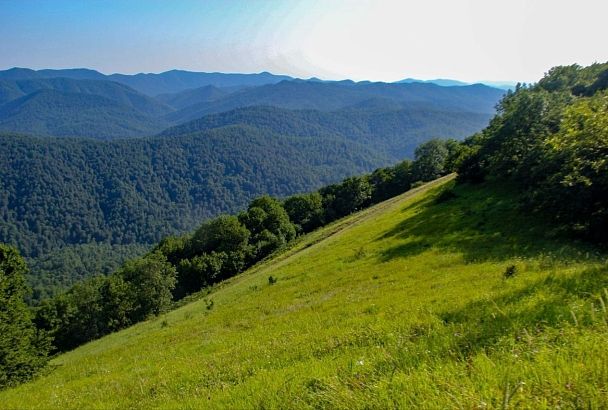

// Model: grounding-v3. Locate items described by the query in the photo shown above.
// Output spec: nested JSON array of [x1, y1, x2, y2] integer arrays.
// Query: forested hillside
[[0, 78, 173, 138], [165, 80, 503, 123], [0, 90, 168, 139], [161, 105, 492, 160], [0, 128, 384, 295]]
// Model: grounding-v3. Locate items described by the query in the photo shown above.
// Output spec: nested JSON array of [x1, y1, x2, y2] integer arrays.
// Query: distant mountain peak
[[395, 77, 515, 90]]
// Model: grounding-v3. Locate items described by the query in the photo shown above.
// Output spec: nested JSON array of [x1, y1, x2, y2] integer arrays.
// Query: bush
[[503, 265, 518, 279]]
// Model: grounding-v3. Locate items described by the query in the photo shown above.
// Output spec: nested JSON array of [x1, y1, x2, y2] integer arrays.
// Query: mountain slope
[[0, 68, 294, 96], [0, 90, 168, 138], [160, 105, 492, 160], [0, 77, 172, 115], [0, 77, 174, 138], [108, 70, 293, 96], [2, 177, 606, 408], [166, 80, 504, 124], [156, 85, 230, 109]]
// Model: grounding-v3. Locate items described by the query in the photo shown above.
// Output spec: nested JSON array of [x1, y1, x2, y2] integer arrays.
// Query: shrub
[[504, 265, 518, 279]]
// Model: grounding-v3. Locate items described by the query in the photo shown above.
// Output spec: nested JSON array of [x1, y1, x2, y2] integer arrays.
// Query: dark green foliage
[[190, 215, 250, 256], [154, 236, 189, 266], [26, 243, 148, 303], [116, 252, 177, 322], [162, 105, 494, 161], [458, 61, 608, 241], [0, 129, 381, 258], [283, 192, 325, 233], [239, 196, 296, 260], [368, 167, 396, 203], [39, 276, 107, 351], [34, 252, 176, 353], [268, 275, 277, 285], [321, 176, 373, 222], [0, 244, 49, 388], [411, 139, 450, 182]]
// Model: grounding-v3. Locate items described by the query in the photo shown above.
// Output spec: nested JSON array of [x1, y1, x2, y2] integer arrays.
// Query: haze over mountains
[[0, 67, 515, 94]]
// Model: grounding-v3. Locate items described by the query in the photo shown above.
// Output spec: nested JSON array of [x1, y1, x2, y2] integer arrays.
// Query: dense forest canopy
[[159, 105, 491, 160]]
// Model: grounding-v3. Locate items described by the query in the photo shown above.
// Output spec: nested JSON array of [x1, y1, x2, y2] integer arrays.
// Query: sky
[[1, 0, 607, 83]]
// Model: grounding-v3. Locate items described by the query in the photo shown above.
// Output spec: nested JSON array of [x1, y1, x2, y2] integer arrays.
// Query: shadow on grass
[[439, 264, 608, 358], [377, 181, 599, 264], [376, 264, 608, 376]]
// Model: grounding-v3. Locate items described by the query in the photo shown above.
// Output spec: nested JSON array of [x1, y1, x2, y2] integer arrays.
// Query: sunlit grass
[[1, 176, 607, 408]]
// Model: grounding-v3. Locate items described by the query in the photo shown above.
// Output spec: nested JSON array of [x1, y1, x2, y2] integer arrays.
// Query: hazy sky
[[1, 0, 607, 83]]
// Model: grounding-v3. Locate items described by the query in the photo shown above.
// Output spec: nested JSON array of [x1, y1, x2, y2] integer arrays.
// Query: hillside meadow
[[1, 176, 607, 408]]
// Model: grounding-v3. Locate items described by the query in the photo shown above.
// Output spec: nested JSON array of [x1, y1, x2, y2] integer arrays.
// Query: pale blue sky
[[1, 0, 607, 83]]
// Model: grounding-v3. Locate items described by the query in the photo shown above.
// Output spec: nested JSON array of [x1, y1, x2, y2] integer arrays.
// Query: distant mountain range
[[164, 80, 503, 124], [0, 68, 505, 139], [0, 67, 293, 95], [0, 67, 516, 95], [396, 77, 516, 90]]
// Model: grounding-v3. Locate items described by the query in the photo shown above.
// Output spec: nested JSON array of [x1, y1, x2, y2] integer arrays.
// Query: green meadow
[[2, 175, 607, 409]]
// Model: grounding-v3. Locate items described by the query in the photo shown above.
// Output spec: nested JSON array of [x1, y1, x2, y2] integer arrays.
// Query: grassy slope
[[2, 176, 608, 409]]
